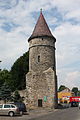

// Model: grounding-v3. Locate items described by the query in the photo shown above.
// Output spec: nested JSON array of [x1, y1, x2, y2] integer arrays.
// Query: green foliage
[[0, 51, 29, 92], [77, 91, 80, 96], [0, 69, 12, 89], [0, 70, 5, 87], [13, 90, 23, 102], [0, 51, 28, 103], [0, 83, 12, 103], [72, 87, 78, 96], [10, 51, 29, 90], [58, 85, 67, 92]]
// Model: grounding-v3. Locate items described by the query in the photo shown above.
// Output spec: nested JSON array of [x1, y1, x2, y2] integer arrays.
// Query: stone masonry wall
[[26, 36, 58, 109], [29, 37, 56, 72], [26, 68, 56, 109]]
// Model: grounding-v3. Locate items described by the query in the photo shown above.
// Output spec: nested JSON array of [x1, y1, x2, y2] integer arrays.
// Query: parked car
[[78, 102, 80, 109], [13, 102, 27, 115], [0, 104, 20, 117], [71, 101, 78, 107]]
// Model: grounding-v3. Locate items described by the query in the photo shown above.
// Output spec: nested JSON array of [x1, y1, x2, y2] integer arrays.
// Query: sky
[[0, 0, 80, 90]]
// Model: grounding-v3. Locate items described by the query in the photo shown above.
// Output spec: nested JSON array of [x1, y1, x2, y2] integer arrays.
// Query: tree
[[13, 90, 23, 102], [0, 51, 29, 91], [0, 69, 12, 89], [58, 85, 67, 92], [0, 83, 12, 103], [77, 91, 80, 96], [0, 70, 5, 87], [10, 51, 29, 90], [72, 87, 78, 96]]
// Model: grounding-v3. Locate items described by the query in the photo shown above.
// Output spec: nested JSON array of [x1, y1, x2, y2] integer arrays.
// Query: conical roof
[[28, 11, 56, 41]]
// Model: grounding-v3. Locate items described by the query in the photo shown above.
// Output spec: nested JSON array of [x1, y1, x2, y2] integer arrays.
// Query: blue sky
[[0, 0, 80, 89]]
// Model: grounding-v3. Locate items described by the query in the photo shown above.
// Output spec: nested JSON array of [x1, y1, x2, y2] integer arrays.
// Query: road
[[29, 107, 80, 120], [0, 107, 80, 120]]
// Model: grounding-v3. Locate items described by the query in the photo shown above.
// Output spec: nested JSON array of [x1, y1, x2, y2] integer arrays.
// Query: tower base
[[26, 68, 58, 109]]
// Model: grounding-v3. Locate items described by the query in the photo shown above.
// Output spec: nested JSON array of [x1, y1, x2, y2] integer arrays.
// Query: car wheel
[[9, 111, 14, 117]]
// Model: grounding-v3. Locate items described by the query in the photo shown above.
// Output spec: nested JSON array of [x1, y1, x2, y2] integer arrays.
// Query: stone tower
[[26, 11, 58, 109]]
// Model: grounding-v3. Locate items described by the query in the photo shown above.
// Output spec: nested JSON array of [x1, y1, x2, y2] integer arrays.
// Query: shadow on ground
[[57, 104, 69, 109]]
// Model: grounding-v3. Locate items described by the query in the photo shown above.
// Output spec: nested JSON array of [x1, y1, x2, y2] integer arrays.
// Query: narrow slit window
[[38, 55, 40, 62]]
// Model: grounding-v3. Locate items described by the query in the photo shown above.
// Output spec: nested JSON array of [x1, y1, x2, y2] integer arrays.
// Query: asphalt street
[[0, 107, 80, 120], [29, 107, 80, 120]]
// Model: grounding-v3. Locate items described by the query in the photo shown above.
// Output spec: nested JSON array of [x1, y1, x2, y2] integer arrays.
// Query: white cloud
[[65, 71, 80, 89], [57, 69, 80, 89], [51, 0, 80, 12], [54, 22, 80, 89], [0, 25, 29, 70], [54, 23, 80, 68], [65, 9, 80, 21]]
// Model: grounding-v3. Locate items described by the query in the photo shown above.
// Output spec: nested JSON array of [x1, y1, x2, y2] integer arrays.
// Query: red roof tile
[[28, 11, 56, 41]]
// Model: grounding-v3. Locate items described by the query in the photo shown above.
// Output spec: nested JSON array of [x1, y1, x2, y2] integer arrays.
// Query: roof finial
[[40, 8, 42, 13]]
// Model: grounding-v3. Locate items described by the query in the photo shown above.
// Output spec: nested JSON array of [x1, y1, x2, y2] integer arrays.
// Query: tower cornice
[[28, 35, 56, 42]]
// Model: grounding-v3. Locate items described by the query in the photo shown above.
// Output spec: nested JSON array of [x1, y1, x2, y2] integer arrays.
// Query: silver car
[[78, 102, 80, 109], [0, 104, 20, 117]]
